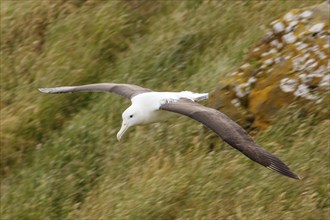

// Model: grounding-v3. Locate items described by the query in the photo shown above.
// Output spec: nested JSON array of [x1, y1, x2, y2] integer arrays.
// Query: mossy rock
[[209, 1, 330, 130]]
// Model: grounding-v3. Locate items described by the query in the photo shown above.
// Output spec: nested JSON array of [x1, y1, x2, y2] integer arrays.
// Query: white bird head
[[117, 106, 141, 141]]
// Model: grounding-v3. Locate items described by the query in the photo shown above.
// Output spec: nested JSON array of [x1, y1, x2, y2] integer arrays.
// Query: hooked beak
[[117, 121, 129, 141]]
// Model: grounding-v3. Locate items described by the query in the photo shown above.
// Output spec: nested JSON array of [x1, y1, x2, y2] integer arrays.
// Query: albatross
[[39, 83, 300, 180]]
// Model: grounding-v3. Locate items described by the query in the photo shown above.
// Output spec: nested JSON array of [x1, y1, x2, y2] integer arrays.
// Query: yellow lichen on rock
[[210, 1, 330, 130]]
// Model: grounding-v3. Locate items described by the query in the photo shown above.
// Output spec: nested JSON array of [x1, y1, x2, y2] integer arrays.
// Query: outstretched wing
[[39, 83, 153, 99], [160, 98, 300, 180]]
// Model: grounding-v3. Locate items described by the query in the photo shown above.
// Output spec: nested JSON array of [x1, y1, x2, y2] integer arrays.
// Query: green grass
[[1, 1, 328, 219]]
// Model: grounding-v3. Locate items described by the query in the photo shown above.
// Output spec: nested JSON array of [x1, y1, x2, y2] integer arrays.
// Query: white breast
[[130, 92, 183, 124]]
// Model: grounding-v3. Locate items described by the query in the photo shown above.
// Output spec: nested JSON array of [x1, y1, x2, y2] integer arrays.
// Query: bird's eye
[[129, 115, 133, 118]]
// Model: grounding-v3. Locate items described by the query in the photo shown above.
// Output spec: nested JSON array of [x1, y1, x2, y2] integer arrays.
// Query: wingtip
[[293, 174, 301, 180], [288, 173, 301, 180], [267, 163, 301, 180], [38, 88, 56, 93], [38, 88, 50, 93]]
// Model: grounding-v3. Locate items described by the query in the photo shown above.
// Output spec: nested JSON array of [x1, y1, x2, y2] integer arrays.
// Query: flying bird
[[39, 83, 300, 180]]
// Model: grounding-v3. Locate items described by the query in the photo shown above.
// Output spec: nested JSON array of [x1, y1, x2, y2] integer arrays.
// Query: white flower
[[299, 10, 313, 19], [319, 74, 330, 88], [309, 23, 325, 33], [284, 12, 296, 22], [294, 84, 309, 97], [280, 78, 298, 93], [273, 22, 285, 33], [282, 32, 297, 44], [231, 98, 241, 107]]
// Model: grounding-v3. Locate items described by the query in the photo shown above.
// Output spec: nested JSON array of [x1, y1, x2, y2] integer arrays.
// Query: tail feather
[[195, 93, 209, 101], [194, 93, 208, 101], [180, 91, 208, 101]]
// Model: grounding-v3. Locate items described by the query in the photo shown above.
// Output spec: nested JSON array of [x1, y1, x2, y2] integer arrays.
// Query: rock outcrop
[[209, 1, 330, 130]]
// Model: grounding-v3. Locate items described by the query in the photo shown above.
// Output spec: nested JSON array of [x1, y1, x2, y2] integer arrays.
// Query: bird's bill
[[117, 122, 129, 141]]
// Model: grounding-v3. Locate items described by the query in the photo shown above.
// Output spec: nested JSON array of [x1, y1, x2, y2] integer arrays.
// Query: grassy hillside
[[1, 0, 328, 219]]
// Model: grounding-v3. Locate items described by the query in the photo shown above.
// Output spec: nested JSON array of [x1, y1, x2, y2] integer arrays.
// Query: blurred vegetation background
[[1, 0, 328, 219]]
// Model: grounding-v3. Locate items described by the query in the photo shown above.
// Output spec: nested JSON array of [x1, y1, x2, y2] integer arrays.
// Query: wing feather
[[38, 83, 152, 99], [160, 99, 300, 180]]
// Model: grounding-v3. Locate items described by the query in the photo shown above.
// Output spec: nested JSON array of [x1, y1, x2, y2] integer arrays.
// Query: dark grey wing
[[160, 99, 300, 180], [38, 83, 153, 99]]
